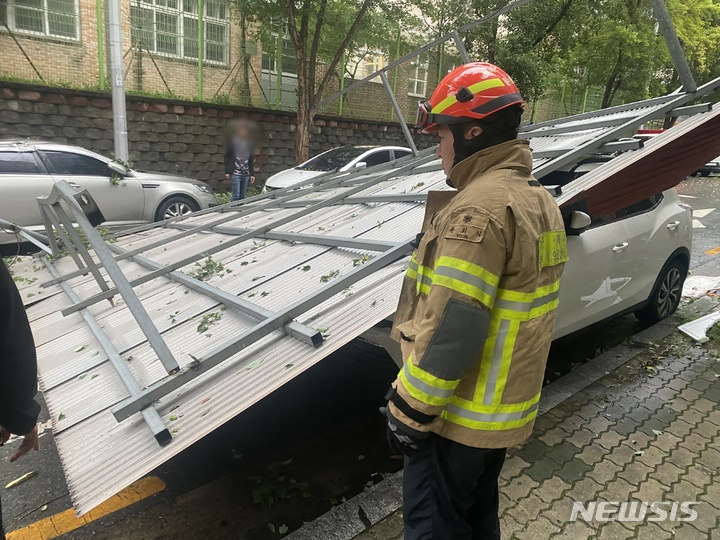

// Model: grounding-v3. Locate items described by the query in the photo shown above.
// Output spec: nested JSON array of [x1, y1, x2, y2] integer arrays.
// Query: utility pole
[[106, 0, 129, 161]]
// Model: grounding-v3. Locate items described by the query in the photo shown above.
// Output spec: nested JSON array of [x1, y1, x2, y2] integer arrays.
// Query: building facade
[[0, 0, 442, 123]]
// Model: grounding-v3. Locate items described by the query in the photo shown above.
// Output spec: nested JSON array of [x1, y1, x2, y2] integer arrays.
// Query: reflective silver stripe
[[483, 319, 511, 406], [402, 363, 455, 400], [416, 271, 433, 290], [433, 265, 498, 299], [495, 289, 560, 313], [446, 401, 539, 424], [408, 259, 419, 272]]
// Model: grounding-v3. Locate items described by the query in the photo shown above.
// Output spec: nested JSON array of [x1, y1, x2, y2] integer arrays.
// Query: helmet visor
[[416, 100, 432, 130]]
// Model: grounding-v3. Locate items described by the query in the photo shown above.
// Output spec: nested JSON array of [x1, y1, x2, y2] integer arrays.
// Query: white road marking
[[679, 194, 698, 199], [694, 208, 716, 218], [693, 219, 706, 229]]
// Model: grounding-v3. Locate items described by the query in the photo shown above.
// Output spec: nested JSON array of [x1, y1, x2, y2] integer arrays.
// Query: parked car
[[0, 140, 217, 246], [691, 156, 720, 177], [262, 145, 412, 192], [361, 165, 692, 366]]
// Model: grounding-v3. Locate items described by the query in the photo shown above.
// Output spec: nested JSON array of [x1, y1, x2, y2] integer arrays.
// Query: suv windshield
[[297, 146, 371, 171]]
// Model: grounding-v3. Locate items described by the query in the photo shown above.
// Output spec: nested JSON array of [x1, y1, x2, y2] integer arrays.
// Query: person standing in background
[[224, 121, 256, 202], [0, 259, 41, 540]]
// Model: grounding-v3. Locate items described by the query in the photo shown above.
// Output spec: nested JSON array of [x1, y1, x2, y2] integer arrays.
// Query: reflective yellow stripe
[[398, 354, 460, 408], [413, 256, 499, 307], [442, 392, 541, 430], [538, 230, 569, 270], [497, 279, 560, 303], [443, 405, 538, 431], [431, 78, 506, 114]]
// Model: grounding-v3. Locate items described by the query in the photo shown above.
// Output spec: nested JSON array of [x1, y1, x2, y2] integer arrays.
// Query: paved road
[[3, 176, 720, 539]]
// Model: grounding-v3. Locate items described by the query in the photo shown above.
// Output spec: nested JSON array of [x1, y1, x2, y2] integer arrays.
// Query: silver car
[[0, 140, 217, 246]]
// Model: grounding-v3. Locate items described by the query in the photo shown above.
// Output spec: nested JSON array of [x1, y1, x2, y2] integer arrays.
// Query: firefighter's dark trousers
[[403, 434, 506, 540]]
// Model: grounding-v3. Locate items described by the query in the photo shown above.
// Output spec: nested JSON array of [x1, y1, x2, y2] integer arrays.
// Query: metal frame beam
[[380, 71, 418, 156], [106, 244, 323, 347], [532, 75, 720, 179], [164, 224, 398, 252], [42, 258, 171, 446], [60, 155, 437, 316], [651, 0, 697, 93], [41, 183, 181, 375], [111, 239, 415, 421], [532, 139, 642, 159]]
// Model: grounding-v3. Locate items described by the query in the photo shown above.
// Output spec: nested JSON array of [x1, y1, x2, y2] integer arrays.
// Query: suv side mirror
[[108, 160, 129, 176], [568, 211, 592, 236], [354, 161, 367, 170]]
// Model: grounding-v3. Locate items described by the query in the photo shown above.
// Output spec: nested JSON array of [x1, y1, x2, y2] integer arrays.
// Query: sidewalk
[[354, 327, 720, 539]]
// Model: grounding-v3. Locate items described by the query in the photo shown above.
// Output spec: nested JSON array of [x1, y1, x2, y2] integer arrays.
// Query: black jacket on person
[[0, 260, 40, 436], [224, 138, 255, 177]]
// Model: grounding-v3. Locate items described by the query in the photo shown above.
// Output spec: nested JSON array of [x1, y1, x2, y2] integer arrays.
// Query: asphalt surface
[[3, 175, 720, 539]]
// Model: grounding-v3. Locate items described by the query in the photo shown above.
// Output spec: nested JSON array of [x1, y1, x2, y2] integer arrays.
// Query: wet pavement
[[2, 175, 720, 539]]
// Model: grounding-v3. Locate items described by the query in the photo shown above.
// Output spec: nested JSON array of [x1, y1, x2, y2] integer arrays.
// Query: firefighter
[[382, 62, 568, 539]]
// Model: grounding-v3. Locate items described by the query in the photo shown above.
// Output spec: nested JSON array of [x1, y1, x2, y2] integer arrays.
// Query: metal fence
[[0, 0, 650, 126]]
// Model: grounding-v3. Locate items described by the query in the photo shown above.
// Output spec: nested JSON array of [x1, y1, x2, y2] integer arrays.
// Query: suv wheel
[[635, 259, 686, 324], [156, 196, 199, 221]]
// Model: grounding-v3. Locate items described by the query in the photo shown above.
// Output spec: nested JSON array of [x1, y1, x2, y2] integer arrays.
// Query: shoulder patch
[[444, 210, 489, 243]]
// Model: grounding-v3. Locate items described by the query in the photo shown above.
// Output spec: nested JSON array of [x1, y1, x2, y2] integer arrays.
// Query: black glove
[[381, 406, 429, 457]]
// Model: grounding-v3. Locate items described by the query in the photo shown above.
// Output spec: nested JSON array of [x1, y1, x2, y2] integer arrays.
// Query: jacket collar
[[449, 139, 534, 191]]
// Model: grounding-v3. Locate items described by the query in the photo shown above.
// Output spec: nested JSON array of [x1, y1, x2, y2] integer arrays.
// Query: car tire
[[155, 196, 199, 221], [701, 171, 711, 177], [635, 258, 686, 325]]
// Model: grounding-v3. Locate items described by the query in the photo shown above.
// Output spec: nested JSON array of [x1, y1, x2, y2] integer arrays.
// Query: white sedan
[[362, 187, 692, 365], [263, 145, 412, 192]]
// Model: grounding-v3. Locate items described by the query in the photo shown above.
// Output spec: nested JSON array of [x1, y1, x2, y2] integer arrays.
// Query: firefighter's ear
[[464, 124, 483, 140]]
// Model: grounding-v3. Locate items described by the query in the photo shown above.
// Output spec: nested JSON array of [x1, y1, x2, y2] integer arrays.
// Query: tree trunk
[[295, 104, 315, 164]]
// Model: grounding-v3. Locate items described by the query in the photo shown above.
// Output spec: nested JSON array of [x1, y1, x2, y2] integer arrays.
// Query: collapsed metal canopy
[[11, 83, 720, 514]]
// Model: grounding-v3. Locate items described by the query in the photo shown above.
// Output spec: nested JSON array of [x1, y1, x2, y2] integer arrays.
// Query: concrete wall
[[0, 82, 436, 190]]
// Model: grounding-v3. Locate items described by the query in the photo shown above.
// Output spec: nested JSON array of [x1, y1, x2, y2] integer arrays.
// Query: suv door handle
[[666, 221, 681, 230], [68, 181, 81, 190], [613, 243, 629, 253]]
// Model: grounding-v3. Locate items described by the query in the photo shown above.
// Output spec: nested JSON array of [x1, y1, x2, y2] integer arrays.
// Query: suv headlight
[[194, 184, 213, 194]]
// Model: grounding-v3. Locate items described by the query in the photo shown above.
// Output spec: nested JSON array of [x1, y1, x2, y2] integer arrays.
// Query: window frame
[[0, 150, 46, 175], [1, 0, 80, 43], [39, 150, 112, 177], [408, 54, 429, 98], [589, 194, 665, 229], [130, 0, 230, 66]]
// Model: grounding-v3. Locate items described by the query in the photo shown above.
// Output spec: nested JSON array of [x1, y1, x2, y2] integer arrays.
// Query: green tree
[[233, 0, 408, 163]]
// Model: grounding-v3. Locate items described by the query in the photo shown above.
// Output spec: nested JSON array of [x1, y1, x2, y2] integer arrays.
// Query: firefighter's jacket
[[389, 139, 568, 449]]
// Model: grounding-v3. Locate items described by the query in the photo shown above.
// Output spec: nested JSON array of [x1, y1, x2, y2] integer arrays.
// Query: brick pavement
[[354, 331, 720, 539]]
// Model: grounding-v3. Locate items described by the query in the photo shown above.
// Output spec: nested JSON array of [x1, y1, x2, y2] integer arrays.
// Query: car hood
[[132, 170, 208, 186], [265, 168, 325, 189]]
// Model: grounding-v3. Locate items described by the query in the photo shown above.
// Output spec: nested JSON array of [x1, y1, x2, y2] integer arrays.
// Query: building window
[[348, 50, 387, 82], [261, 32, 298, 76], [130, 0, 230, 65], [408, 55, 429, 97], [0, 0, 79, 42]]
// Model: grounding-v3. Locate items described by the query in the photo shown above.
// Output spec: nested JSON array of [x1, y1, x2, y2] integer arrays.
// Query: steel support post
[[451, 31, 471, 64], [50, 182, 180, 375], [42, 258, 171, 446], [651, 0, 697, 93], [111, 239, 416, 421], [105, 0, 129, 161], [380, 72, 418, 156]]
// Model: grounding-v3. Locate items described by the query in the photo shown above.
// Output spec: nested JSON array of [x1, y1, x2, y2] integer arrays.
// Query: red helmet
[[417, 62, 525, 134]]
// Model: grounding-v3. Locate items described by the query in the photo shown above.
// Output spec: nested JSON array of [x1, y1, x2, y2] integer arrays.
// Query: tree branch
[[312, 0, 373, 105], [309, 0, 327, 70], [531, 0, 574, 48]]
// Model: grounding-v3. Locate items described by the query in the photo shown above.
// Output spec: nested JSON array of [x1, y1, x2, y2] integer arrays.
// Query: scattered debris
[[197, 311, 223, 334], [678, 311, 720, 343], [320, 270, 340, 282], [5, 471, 37, 489]]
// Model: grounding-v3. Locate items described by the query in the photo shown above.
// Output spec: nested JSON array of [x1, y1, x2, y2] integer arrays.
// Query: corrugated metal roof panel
[[16, 91, 720, 516]]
